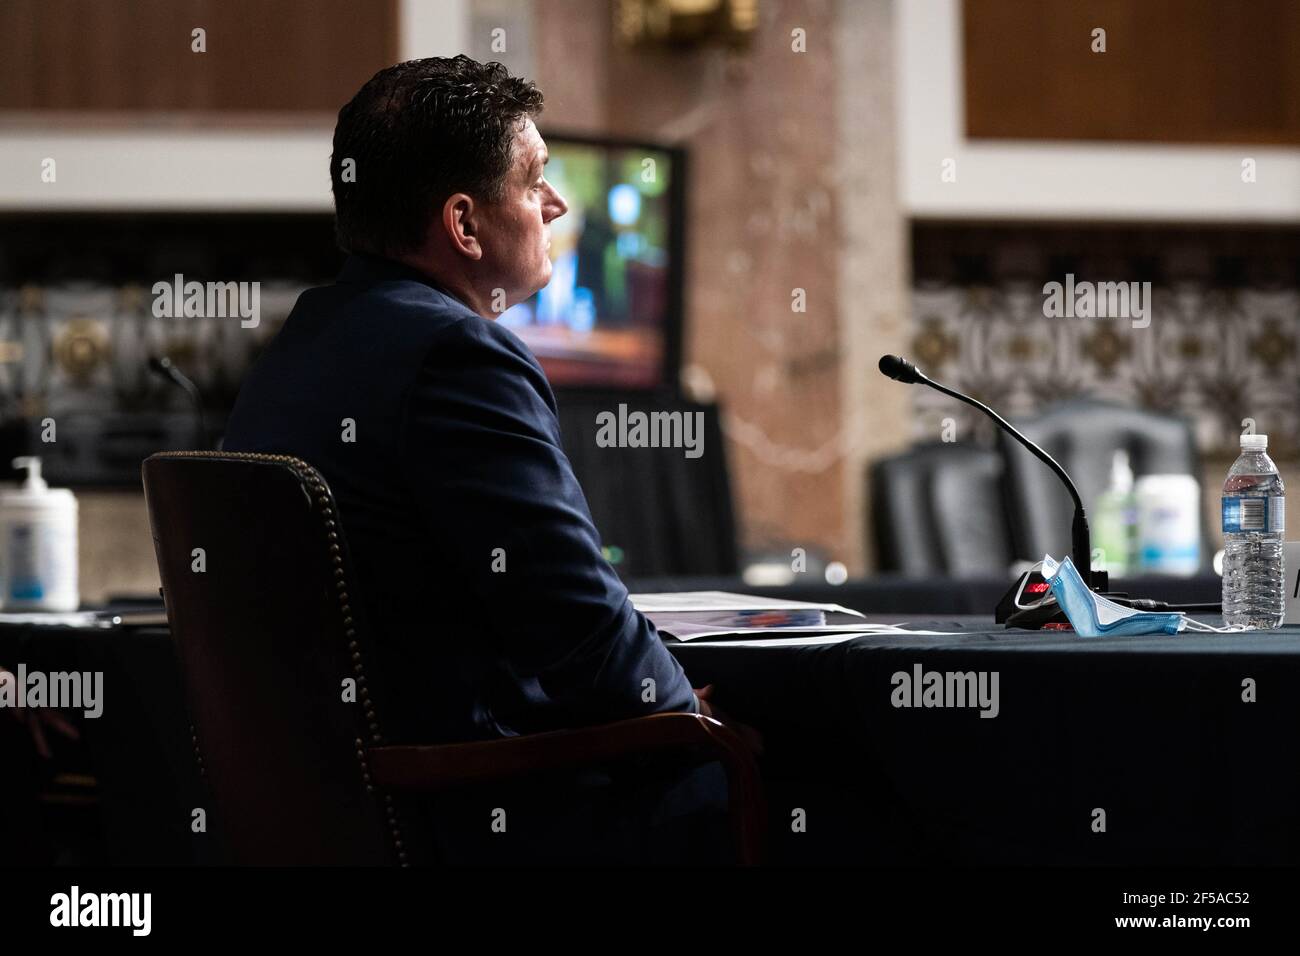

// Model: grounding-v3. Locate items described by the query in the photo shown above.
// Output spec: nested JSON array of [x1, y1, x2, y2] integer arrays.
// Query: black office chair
[[555, 394, 739, 578], [996, 399, 1205, 565], [142, 451, 765, 865], [871, 442, 1016, 577]]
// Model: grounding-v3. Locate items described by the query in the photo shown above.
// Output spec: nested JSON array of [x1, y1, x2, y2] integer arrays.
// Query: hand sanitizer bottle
[[1094, 449, 1136, 576], [0, 457, 79, 611]]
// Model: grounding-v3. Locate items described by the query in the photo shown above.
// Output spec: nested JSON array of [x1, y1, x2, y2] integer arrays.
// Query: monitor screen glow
[[498, 136, 681, 389]]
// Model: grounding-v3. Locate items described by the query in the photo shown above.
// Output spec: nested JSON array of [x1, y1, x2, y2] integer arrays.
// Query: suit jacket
[[223, 253, 697, 744]]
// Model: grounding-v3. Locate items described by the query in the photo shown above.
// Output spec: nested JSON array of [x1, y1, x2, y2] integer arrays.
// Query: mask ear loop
[[1182, 618, 1250, 633], [1013, 561, 1058, 611]]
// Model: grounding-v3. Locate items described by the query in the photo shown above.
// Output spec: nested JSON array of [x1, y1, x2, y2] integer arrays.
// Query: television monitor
[[498, 133, 685, 390]]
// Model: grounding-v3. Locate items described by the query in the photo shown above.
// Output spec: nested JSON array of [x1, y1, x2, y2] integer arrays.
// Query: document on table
[[631, 590, 868, 639], [699, 628, 960, 647], [652, 621, 961, 642], [630, 590, 963, 643], [0, 611, 113, 628], [630, 590, 865, 618]]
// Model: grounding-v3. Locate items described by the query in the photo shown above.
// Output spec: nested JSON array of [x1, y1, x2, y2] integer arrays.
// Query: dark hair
[[330, 55, 544, 258]]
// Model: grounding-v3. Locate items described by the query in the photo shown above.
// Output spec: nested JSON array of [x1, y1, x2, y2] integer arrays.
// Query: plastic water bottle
[[1221, 434, 1285, 629]]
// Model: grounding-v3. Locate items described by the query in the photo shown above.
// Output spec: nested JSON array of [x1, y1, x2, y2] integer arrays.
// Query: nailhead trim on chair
[[157, 451, 410, 867], [190, 724, 206, 777]]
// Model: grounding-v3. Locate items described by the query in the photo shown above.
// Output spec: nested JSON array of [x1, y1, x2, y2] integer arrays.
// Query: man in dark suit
[[223, 56, 752, 863]]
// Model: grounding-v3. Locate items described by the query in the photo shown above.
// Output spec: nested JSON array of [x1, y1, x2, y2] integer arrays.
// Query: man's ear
[[441, 193, 483, 260]]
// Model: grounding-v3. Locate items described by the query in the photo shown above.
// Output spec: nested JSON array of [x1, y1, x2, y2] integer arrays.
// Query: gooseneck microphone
[[878, 354, 1095, 588], [149, 355, 210, 450]]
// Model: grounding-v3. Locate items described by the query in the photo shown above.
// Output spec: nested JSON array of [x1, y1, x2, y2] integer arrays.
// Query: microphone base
[[995, 567, 1116, 630]]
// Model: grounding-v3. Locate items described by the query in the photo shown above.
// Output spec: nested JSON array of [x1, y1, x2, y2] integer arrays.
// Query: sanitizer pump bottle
[[1093, 449, 1136, 576], [0, 456, 79, 611]]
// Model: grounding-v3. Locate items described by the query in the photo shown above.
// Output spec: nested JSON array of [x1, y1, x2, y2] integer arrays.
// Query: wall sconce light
[[615, 0, 758, 49]]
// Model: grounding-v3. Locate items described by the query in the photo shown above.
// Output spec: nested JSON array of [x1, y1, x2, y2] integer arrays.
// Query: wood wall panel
[[964, 0, 1300, 145], [0, 0, 398, 113]]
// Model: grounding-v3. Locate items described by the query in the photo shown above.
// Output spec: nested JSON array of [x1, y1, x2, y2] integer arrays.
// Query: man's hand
[[0, 667, 80, 759], [693, 684, 764, 756]]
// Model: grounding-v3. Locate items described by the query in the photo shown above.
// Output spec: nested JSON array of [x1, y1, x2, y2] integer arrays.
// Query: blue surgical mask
[[1040, 555, 1185, 637]]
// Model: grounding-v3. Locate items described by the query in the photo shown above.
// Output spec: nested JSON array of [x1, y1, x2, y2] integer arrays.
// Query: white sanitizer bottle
[[0, 456, 79, 611]]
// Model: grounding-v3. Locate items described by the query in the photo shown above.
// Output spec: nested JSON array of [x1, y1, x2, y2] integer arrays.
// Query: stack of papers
[[630, 590, 872, 641], [0, 611, 113, 628]]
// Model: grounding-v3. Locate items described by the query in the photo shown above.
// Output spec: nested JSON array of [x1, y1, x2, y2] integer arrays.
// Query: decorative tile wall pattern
[[0, 214, 340, 485], [911, 226, 1300, 459]]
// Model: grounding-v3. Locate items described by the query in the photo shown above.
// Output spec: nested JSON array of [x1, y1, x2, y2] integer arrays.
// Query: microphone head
[[878, 354, 925, 384]]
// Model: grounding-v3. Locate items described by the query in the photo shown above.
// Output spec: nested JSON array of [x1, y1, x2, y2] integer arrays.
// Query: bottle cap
[[1241, 434, 1268, 451]]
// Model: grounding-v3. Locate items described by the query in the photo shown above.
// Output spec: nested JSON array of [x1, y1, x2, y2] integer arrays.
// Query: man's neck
[[391, 252, 494, 319]]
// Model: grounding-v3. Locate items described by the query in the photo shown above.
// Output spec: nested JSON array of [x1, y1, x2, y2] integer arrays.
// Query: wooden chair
[[142, 451, 765, 865]]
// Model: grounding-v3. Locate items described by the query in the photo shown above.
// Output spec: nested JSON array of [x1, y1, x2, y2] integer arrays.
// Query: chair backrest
[[871, 442, 1015, 577], [996, 399, 1204, 565], [555, 395, 739, 577], [142, 451, 409, 865]]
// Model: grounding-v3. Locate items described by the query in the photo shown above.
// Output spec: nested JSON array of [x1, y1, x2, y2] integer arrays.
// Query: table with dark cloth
[[3, 612, 1298, 865], [668, 616, 1300, 865], [0, 624, 210, 865]]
